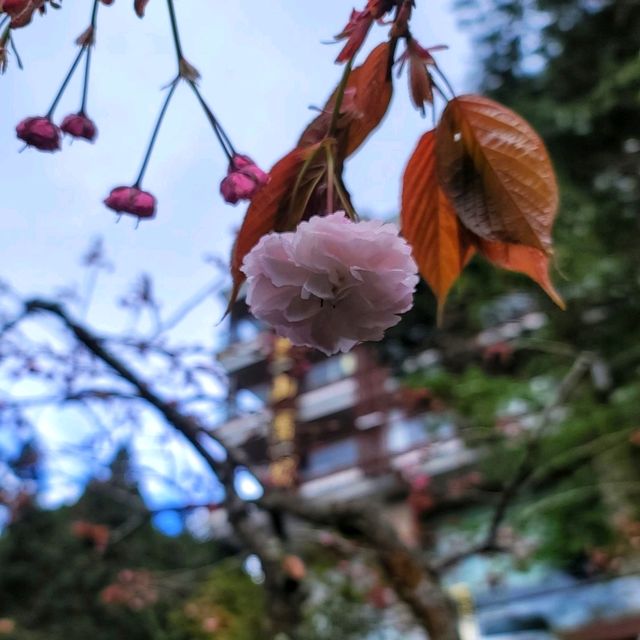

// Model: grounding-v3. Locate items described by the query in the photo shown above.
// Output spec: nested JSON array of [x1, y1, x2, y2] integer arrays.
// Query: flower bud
[[104, 186, 156, 219], [15, 116, 61, 152], [2, 0, 35, 28], [220, 154, 269, 205], [60, 113, 98, 142]]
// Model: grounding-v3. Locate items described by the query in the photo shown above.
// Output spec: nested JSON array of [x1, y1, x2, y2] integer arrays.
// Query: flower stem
[[433, 64, 456, 100], [188, 80, 235, 160], [80, 0, 100, 113], [47, 46, 87, 118], [166, 0, 184, 66], [0, 16, 9, 31], [9, 34, 23, 70], [165, 0, 235, 162], [133, 78, 179, 187], [328, 58, 354, 138]]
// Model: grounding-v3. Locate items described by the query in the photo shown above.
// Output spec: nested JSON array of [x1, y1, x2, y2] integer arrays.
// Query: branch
[[19, 298, 459, 639], [261, 492, 459, 640], [435, 352, 595, 572]]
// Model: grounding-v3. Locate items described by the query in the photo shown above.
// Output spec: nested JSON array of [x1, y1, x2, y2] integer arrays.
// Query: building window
[[303, 354, 358, 391], [234, 317, 262, 342], [387, 416, 431, 453], [305, 438, 359, 477]]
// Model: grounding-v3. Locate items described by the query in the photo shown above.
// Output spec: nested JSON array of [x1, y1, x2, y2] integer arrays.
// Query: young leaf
[[402, 130, 475, 318], [299, 42, 393, 158], [436, 95, 558, 253], [474, 238, 565, 309]]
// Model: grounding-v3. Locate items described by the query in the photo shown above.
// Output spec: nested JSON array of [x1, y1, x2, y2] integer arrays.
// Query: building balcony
[[297, 377, 358, 422], [214, 410, 271, 448], [217, 333, 271, 374]]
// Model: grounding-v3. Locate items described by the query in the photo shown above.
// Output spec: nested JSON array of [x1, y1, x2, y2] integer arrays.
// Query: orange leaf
[[475, 238, 565, 309], [227, 148, 309, 310], [436, 94, 558, 253], [401, 131, 475, 318], [299, 43, 393, 158]]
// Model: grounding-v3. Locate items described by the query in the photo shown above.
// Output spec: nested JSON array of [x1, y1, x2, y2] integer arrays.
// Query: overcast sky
[[0, 1, 475, 524]]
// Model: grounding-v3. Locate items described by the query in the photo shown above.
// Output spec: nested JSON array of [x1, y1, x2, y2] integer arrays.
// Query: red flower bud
[[104, 186, 156, 218], [220, 154, 269, 205], [16, 116, 61, 152], [2, 0, 36, 28], [60, 113, 98, 142]]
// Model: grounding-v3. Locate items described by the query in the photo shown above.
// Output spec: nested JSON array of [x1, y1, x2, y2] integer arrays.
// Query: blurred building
[[215, 295, 477, 547], [213, 293, 640, 640]]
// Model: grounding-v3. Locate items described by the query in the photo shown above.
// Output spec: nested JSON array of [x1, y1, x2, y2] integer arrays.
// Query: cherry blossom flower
[[242, 211, 418, 355]]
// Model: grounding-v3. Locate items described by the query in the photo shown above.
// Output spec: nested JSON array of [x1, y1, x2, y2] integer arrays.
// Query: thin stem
[[188, 80, 235, 160], [328, 58, 353, 137], [9, 34, 22, 70], [133, 79, 179, 187], [0, 16, 9, 31], [166, 0, 184, 64], [80, 45, 92, 112], [80, 0, 100, 112], [47, 46, 87, 118], [325, 145, 334, 214], [433, 64, 456, 100]]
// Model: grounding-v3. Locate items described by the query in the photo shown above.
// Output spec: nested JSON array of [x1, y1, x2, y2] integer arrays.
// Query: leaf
[[402, 131, 475, 319], [299, 43, 393, 158], [436, 94, 558, 253], [227, 146, 315, 311], [475, 238, 565, 309]]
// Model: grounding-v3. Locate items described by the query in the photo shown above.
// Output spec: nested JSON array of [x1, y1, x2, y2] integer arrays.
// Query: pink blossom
[[60, 113, 98, 142], [242, 212, 418, 355], [104, 186, 156, 218], [220, 154, 269, 205], [15, 116, 60, 152]]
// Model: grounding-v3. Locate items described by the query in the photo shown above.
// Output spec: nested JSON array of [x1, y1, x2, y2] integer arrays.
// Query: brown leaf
[[401, 130, 474, 317], [474, 238, 565, 309], [436, 94, 558, 253], [227, 147, 314, 311], [299, 42, 393, 158]]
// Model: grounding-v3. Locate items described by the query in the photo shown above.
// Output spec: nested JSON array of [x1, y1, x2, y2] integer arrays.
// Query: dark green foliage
[[392, 0, 640, 570], [0, 451, 226, 640]]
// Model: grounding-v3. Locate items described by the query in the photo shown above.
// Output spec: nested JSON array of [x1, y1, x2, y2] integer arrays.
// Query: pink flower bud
[[15, 116, 61, 152], [104, 186, 156, 219], [60, 113, 98, 142], [2, 0, 34, 28], [220, 154, 269, 205]]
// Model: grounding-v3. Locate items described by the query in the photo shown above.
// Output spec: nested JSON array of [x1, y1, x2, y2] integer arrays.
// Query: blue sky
[[1, 1, 475, 519]]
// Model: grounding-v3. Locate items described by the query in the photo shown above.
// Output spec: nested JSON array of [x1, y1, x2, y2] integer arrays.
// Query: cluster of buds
[[16, 112, 97, 152], [8, 0, 269, 222], [220, 154, 269, 204]]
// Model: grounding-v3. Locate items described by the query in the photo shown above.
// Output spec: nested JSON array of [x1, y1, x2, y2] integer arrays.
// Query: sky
[[0, 1, 475, 522]]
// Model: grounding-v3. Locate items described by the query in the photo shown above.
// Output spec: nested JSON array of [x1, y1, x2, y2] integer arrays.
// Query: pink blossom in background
[[15, 116, 60, 152], [220, 154, 269, 204], [104, 186, 156, 218], [242, 212, 418, 355], [60, 113, 98, 142]]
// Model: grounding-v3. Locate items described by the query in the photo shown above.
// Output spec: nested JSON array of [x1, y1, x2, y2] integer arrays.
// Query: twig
[[435, 352, 594, 572]]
